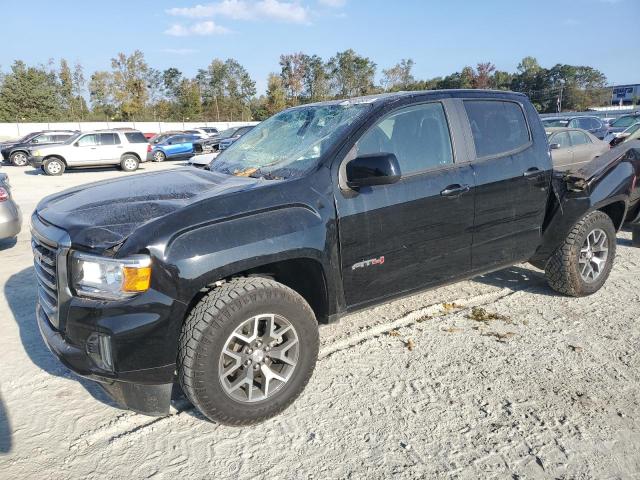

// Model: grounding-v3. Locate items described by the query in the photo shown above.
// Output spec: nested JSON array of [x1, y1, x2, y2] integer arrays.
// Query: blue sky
[[1, 0, 638, 93]]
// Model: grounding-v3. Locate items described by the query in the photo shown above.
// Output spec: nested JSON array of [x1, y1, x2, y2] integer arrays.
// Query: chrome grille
[[32, 234, 59, 328]]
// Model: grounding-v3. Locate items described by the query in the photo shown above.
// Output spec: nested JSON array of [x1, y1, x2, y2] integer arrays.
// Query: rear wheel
[[43, 158, 65, 176], [178, 277, 319, 425], [10, 151, 28, 167], [153, 151, 166, 162], [545, 211, 616, 296], [120, 154, 139, 172]]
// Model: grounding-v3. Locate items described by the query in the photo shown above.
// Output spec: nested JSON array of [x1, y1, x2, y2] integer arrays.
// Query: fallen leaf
[[442, 326, 462, 333], [405, 338, 416, 351], [442, 302, 463, 312], [388, 330, 401, 337], [568, 344, 583, 353], [482, 331, 516, 342]]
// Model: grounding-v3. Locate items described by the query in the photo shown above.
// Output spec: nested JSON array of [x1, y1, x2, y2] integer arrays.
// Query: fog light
[[86, 333, 114, 372]]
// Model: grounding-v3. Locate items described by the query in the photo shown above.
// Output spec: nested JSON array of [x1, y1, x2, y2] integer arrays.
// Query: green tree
[[382, 59, 415, 91], [88, 70, 115, 119], [265, 73, 287, 115], [110, 50, 149, 120], [0, 61, 63, 121], [327, 49, 376, 97]]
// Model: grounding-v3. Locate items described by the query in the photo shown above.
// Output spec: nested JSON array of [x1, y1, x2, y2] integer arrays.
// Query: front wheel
[[43, 158, 65, 176], [120, 154, 139, 172], [545, 210, 616, 296], [10, 151, 28, 167], [178, 277, 319, 425]]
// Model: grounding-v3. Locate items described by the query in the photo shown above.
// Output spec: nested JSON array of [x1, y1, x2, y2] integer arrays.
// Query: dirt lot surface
[[0, 162, 639, 479]]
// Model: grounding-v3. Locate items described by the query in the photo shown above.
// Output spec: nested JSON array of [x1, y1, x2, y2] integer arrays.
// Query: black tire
[[152, 151, 166, 162], [43, 157, 65, 176], [545, 210, 616, 296], [10, 151, 28, 167], [178, 277, 319, 425], [632, 224, 640, 247], [528, 258, 547, 270], [120, 154, 139, 172]]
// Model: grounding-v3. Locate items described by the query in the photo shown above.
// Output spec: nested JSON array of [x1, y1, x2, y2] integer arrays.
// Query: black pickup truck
[[31, 90, 640, 425]]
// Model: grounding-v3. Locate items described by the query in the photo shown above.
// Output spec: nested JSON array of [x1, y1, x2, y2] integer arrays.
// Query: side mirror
[[167, 141, 173, 145], [549, 143, 560, 150], [346, 153, 401, 189], [73, 142, 79, 147], [31, 139, 39, 144]]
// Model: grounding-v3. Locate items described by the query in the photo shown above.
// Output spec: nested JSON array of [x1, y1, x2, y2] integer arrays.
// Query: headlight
[[33, 150, 41, 157], [70, 252, 152, 300]]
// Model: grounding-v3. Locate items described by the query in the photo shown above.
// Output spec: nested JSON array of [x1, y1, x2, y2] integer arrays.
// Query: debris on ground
[[481, 331, 517, 343], [388, 330, 401, 337], [466, 306, 511, 324], [404, 338, 416, 351], [442, 302, 463, 312], [442, 326, 463, 333], [568, 344, 584, 353]]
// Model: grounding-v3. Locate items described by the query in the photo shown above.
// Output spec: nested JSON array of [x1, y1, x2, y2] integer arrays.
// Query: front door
[[335, 101, 476, 308], [70, 134, 102, 164], [549, 130, 574, 170]]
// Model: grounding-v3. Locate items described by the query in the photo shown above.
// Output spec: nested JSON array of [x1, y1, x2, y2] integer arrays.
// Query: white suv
[[29, 130, 150, 176]]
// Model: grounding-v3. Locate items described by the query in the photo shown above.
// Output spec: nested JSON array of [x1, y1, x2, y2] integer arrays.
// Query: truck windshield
[[210, 103, 371, 179]]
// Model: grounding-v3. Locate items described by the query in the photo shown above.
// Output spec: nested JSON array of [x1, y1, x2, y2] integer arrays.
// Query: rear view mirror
[[346, 153, 401, 189], [549, 143, 560, 150]]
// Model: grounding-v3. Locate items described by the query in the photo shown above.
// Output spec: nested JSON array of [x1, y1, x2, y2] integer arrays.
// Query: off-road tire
[[43, 157, 65, 176], [178, 277, 319, 426], [545, 210, 616, 296], [10, 151, 28, 167], [120, 154, 139, 172]]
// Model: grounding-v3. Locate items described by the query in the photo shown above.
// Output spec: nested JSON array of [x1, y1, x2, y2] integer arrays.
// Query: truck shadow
[[4, 267, 123, 411], [0, 390, 11, 454], [472, 265, 554, 296]]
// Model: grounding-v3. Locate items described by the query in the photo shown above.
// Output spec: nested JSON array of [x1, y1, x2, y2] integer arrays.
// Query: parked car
[[149, 134, 200, 162], [149, 131, 184, 145], [609, 122, 640, 147], [541, 116, 608, 139], [192, 126, 254, 155], [143, 133, 157, 140], [1, 130, 77, 166], [198, 126, 219, 135], [31, 90, 640, 426], [546, 127, 610, 171], [607, 112, 640, 135], [0, 173, 21, 242], [218, 125, 256, 151], [187, 151, 218, 168], [28, 130, 150, 175]]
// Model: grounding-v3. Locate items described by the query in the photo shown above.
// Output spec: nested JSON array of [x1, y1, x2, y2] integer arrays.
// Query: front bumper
[[31, 214, 185, 416], [29, 155, 44, 168], [0, 201, 21, 240]]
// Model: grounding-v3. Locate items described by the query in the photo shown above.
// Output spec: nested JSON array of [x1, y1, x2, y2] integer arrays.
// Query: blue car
[[149, 134, 201, 162]]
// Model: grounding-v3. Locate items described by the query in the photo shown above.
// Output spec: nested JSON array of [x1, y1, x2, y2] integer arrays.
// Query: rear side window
[[124, 132, 148, 143], [569, 131, 591, 145], [464, 100, 530, 158], [356, 102, 453, 175], [100, 133, 121, 145]]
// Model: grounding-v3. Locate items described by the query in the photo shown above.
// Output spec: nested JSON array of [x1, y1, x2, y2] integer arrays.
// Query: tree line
[[0, 50, 612, 123]]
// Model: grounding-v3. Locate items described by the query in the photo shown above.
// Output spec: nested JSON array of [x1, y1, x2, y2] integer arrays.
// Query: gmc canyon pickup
[[31, 90, 640, 425]]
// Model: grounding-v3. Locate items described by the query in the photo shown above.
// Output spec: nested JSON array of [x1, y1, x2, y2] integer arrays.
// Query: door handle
[[523, 167, 541, 178], [440, 184, 470, 197]]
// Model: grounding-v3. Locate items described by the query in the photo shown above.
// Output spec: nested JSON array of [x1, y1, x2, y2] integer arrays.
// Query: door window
[[355, 102, 453, 176], [464, 100, 530, 158], [99, 133, 121, 145], [76, 134, 99, 147], [550, 132, 571, 148], [569, 130, 591, 145]]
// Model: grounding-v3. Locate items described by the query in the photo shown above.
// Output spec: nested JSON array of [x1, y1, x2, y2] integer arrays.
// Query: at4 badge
[[351, 256, 385, 270]]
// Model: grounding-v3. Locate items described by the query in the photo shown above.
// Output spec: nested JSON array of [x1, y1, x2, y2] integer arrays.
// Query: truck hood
[[36, 167, 259, 250]]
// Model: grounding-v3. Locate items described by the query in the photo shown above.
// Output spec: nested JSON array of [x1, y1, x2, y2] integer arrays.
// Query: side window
[[568, 118, 579, 128], [356, 102, 453, 175], [464, 100, 530, 158], [569, 130, 590, 145], [76, 134, 99, 147], [124, 132, 147, 143], [551, 132, 571, 148], [100, 133, 121, 145]]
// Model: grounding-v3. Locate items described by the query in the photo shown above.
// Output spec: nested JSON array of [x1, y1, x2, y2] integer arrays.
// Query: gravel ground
[[0, 162, 639, 479]]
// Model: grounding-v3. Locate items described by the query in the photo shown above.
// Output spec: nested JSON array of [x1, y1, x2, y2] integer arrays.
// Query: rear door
[[568, 130, 599, 167], [461, 97, 551, 269], [335, 99, 476, 308], [98, 132, 123, 162]]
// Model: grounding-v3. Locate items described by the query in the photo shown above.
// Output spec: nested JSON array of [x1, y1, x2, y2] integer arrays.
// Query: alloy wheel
[[579, 228, 608, 283], [12, 152, 27, 166], [218, 314, 299, 403]]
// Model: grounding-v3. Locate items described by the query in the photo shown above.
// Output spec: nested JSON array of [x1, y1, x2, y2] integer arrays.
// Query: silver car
[[28, 130, 150, 176], [0, 173, 22, 241], [546, 127, 610, 171]]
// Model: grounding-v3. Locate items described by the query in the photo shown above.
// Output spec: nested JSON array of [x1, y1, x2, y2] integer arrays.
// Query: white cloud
[[166, 0, 310, 24], [164, 20, 230, 36], [318, 0, 346, 7]]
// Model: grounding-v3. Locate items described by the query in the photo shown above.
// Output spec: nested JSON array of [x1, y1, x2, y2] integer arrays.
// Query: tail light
[[147, 144, 152, 153], [0, 187, 8, 202]]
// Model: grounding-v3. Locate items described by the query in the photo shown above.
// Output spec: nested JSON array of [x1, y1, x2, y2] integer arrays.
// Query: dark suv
[[31, 90, 640, 425], [1, 130, 77, 166]]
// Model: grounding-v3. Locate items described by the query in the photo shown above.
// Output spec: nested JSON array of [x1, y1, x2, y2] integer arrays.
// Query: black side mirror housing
[[346, 153, 401, 189], [549, 143, 560, 150]]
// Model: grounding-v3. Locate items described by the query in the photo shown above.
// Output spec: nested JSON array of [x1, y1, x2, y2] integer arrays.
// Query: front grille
[[32, 234, 59, 328]]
